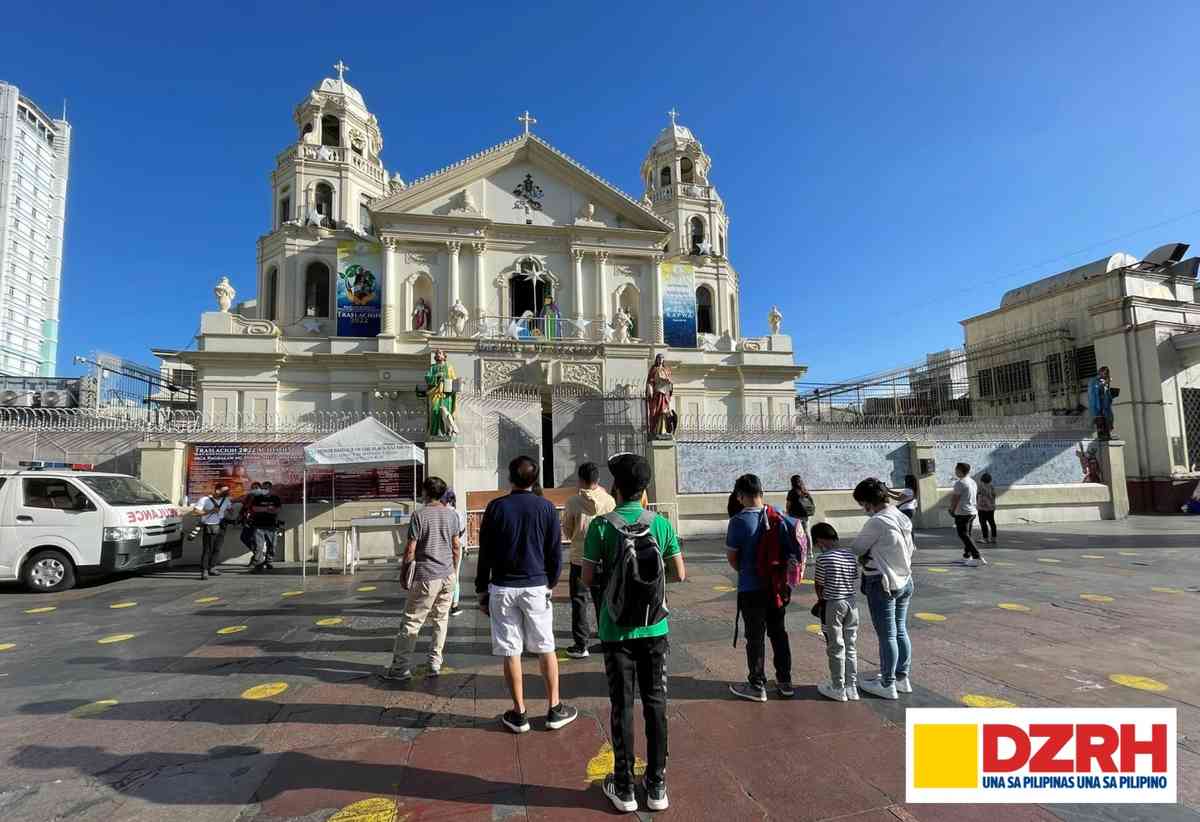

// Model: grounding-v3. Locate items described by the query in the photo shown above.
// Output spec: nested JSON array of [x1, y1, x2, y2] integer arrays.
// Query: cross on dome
[[518, 110, 537, 135], [333, 59, 349, 81], [668, 107, 679, 126]]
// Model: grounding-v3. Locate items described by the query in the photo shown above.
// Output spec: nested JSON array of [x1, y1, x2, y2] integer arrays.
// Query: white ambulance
[[0, 467, 184, 592]]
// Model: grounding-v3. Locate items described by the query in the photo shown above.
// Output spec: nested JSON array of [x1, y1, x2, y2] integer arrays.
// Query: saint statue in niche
[[423, 349, 458, 438], [539, 294, 561, 339], [412, 298, 432, 332], [645, 353, 674, 438]]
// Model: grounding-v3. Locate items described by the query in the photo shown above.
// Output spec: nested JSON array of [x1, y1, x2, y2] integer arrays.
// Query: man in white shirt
[[193, 484, 232, 580], [948, 463, 985, 566]]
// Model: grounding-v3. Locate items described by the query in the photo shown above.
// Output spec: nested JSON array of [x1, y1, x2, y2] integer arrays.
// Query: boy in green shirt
[[582, 453, 685, 814]]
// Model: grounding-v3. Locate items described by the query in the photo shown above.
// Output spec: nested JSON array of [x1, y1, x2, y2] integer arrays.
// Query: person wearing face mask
[[849, 477, 915, 701], [192, 484, 232, 580]]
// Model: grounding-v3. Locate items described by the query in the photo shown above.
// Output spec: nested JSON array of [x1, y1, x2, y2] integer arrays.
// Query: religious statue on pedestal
[[412, 298, 432, 332], [539, 294, 561, 339], [612, 306, 633, 344], [645, 353, 674, 438], [424, 349, 458, 438], [449, 300, 470, 337], [214, 277, 236, 312], [768, 305, 783, 335]]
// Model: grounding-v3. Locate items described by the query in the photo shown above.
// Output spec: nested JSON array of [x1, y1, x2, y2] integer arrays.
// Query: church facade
[[175, 65, 804, 492]]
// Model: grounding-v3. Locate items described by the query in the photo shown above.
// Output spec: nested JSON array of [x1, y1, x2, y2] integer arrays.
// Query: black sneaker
[[777, 681, 795, 698], [644, 778, 668, 812], [729, 682, 768, 702], [546, 702, 578, 730], [502, 709, 530, 734], [263, 563, 273, 571], [450, 606, 464, 617], [565, 645, 589, 659], [208, 568, 222, 576], [602, 774, 637, 813]]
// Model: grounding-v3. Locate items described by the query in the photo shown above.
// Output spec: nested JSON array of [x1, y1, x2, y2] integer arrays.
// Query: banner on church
[[660, 262, 697, 349], [336, 240, 382, 337]]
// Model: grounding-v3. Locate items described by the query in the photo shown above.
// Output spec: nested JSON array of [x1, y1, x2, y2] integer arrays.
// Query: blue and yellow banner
[[336, 241, 382, 337], [660, 261, 697, 349]]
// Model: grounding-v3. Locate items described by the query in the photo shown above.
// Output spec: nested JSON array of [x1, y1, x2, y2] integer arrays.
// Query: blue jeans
[[862, 575, 913, 687]]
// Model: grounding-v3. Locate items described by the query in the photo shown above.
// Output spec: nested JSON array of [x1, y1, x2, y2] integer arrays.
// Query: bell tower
[[640, 111, 738, 338], [269, 60, 391, 235]]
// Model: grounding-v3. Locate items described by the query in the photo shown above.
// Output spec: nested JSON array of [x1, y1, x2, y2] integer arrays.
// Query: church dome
[[317, 75, 364, 107], [653, 121, 696, 152]]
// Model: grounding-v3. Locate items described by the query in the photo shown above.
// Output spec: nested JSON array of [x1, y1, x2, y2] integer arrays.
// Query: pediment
[[371, 135, 670, 233]]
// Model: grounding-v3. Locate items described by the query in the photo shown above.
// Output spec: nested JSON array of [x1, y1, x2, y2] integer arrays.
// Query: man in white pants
[[476, 456, 578, 734]]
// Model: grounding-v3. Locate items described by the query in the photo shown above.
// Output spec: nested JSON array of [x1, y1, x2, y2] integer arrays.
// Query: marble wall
[[677, 437, 1094, 494]]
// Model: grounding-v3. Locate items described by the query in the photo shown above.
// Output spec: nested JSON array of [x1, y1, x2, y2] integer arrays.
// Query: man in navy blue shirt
[[725, 473, 800, 702], [476, 455, 578, 734]]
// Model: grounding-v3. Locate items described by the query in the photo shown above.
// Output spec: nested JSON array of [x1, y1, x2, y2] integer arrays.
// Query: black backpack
[[602, 510, 669, 628]]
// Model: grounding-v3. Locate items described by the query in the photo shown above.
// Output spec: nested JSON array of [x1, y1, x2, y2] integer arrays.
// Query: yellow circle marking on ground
[[1080, 555, 1105, 559], [315, 617, 344, 626], [24, 606, 56, 614], [194, 596, 221, 604], [241, 681, 288, 700], [1151, 586, 1183, 594], [1037, 558, 1061, 564], [805, 623, 823, 635], [1109, 674, 1168, 692], [1080, 594, 1114, 603], [1118, 551, 1139, 556], [281, 591, 305, 597], [915, 612, 946, 622], [992, 561, 1016, 566], [97, 633, 135, 644], [327, 797, 402, 822], [71, 699, 119, 717], [356, 585, 377, 592], [585, 742, 645, 784], [217, 625, 248, 635], [962, 694, 1017, 708], [799, 578, 814, 585], [998, 603, 1031, 612], [109, 602, 137, 609], [712, 584, 735, 593], [0, 643, 15, 652], [927, 567, 950, 573]]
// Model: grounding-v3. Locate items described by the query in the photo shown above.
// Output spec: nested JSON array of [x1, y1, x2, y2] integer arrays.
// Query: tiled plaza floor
[[0, 515, 1197, 821]]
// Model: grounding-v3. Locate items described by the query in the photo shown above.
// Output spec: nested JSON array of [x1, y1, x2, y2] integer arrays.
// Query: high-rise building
[[0, 81, 71, 377]]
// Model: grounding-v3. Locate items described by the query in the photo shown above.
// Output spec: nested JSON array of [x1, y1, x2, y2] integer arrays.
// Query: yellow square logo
[[913, 724, 978, 789]]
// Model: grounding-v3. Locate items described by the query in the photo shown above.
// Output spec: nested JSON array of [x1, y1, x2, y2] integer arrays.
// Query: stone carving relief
[[612, 264, 638, 279], [560, 362, 602, 392], [405, 252, 439, 265], [232, 315, 279, 337], [481, 359, 524, 393]]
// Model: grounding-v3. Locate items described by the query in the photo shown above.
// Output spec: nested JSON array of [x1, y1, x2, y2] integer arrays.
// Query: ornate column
[[380, 238, 397, 338], [572, 248, 585, 323], [651, 253, 665, 343], [472, 241, 487, 318], [596, 251, 610, 326], [446, 240, 461, 310]]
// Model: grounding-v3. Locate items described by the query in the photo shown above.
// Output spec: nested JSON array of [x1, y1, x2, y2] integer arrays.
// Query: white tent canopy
[[301, 417, 425, 578]]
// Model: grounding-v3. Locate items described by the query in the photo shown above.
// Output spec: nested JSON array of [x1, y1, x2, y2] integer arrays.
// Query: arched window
[[264, 267, 278, 322], [729, 294, 738, 337], [320, 115, 341, 147], [690, 217, 705, 254], [719, 230, 726, 258], [660, 165, 672, 187], [314, 183, 334, 227], [696, 286, 714, 334], [509, 258, 549, 318], [680, 157, 694, 184], [304, 261, 330, 318]]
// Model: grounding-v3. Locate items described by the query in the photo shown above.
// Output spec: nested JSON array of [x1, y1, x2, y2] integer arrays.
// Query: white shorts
[[488, 584, 556, 656]]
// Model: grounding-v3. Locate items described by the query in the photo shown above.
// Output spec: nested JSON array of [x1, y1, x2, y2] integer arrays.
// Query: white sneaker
[[895, 676, 913, 694], [964, 558, 979, 567], [978, 556, 989, 566], [845, 684, 860, 700], [817, 682, 848, 702], [859, 677, 898, 700]]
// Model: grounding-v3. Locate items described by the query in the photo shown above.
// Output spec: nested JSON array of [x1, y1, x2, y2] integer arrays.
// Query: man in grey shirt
[[382, 475, 462, 680], [949, 462, 985, 566]]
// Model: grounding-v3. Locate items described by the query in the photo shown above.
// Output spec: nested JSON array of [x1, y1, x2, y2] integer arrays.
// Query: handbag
[[810, 599, 826, 622], [399, 558, 417, 590]]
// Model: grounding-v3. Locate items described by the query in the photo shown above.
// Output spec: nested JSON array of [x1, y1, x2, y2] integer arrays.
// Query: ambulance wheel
[[23, 549, 76, 593]]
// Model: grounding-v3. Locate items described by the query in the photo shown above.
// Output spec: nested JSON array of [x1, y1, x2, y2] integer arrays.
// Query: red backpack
[[755, 505, 793, 610]]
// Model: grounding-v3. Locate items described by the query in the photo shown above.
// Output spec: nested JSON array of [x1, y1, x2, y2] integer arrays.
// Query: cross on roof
[[333, 60, 349, 81], [518, 110, 537, 135], [668, 107, 679, 126]]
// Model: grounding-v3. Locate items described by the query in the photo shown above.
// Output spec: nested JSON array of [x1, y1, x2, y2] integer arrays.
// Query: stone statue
[[641, 193, 653, 209], [463, 189, 478, 213], [612, 307, 633, 343], [579, 202, 596, 221], [449, 299, 470, 336], [645, 353, 674, 437], [424, 349, 458, 438], [768, 305, 783, 335], [214, 277, 236, 312]]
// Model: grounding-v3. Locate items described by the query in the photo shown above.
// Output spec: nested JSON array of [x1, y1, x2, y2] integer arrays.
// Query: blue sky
[[6, 0, 1200, 383]]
